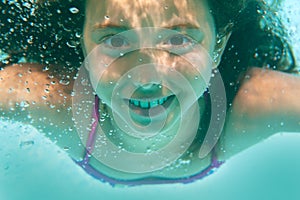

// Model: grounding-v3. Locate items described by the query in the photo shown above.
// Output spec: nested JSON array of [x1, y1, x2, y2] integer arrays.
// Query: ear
[[212, 31, 232, 68]]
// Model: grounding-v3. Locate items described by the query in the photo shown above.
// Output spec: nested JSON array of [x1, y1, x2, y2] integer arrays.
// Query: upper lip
[[125, 95, 174, 109]]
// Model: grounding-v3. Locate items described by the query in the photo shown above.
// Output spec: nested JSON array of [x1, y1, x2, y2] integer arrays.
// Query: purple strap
[[75, 95, 224, 186], [79, 96, 100, 165]]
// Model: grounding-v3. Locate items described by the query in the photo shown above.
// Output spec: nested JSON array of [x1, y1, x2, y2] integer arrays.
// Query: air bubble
[[27, 38, 33, 44], [22, 2, 31, 9], [19, 140, 34, 149], [59, 79, 70, 86], [69, 7, 79, 14], [20, 101, 30, 108], [21, 16, 28, 22], [55, 33, 62, 41], [63, 146, 70, 151], [8, 88, 14, 93], [179, 159, 191, 165], [81, 78, 88, 86], [66, 41, 77, 48], [43, 66, 49, 71], [75, 32, 81, 38], [99, 117, 106, 122]]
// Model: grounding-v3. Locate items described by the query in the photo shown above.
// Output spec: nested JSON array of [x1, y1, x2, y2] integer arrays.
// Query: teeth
[[140, 101, 149, 109], [132, 100, 140, 107], [129, 97, 169, 109]]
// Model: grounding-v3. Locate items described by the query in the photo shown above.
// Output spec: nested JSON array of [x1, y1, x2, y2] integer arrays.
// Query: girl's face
[[82, 0, 217, 154], [84, 0, 216, 116]]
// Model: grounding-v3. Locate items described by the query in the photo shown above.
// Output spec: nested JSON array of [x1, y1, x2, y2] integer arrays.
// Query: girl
[[0, 0, 299, 186]]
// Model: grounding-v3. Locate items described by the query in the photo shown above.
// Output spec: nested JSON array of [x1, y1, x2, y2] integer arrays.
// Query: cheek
[[173, 64, 210, 100], [173, 50, 213, 96]]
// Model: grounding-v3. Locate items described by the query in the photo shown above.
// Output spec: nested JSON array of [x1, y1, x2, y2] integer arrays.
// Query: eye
[[100, 35, 129, 49], [159, 34, 196, 54], [164, 34, 194, 47]]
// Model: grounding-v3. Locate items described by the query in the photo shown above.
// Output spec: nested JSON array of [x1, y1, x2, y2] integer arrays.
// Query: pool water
[[1, 1, 300, 200], [0, 120, 300, 200]]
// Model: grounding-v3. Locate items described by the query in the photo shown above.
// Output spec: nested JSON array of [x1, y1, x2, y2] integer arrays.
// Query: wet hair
[[208, 0, 296, 103], [0, 0, 296, 102], [0, 0, 85, 72]]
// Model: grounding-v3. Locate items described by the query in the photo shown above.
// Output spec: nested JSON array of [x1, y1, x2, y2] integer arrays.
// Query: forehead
[[85, 0, 212, 28]]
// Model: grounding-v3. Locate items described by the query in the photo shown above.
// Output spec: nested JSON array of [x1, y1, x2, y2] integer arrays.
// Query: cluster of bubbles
[[0, 0, 84, 70], [274, 0, 300, 71]]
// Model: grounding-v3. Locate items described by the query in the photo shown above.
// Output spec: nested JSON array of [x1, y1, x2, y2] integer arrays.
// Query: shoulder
[[233, 67, 299, 115], [0, 63, 74, 108], [0, 63, 85, 160], [217, 67, 300, 160]]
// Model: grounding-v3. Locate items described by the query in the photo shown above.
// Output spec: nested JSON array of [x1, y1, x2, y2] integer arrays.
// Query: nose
[[134, 82, 162, 92], [138, 83, 161, 90], [132, 82, 163, 98], [118, 49, 162, 87], [130, 61, 163, 93]]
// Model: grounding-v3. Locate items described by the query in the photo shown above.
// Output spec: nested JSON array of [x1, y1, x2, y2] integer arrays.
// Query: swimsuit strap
[[79, 95, 100, 165], [75, 95, 224, 186]]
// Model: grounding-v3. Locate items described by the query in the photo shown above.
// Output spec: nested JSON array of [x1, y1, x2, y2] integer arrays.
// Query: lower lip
[[125, 96, 175, 118]]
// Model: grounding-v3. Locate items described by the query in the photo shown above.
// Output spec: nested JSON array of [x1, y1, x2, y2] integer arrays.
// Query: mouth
[[124, 95, 175, 117]]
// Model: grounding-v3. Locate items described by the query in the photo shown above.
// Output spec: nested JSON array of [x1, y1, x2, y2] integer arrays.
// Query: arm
[[0, 63, 85, 159], [218, 67, 300, 160]]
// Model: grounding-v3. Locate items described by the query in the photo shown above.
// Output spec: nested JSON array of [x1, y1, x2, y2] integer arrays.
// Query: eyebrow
[[92, 23, 129, 32], [92, 23, 201, 31], [163, 23, 201, 30]]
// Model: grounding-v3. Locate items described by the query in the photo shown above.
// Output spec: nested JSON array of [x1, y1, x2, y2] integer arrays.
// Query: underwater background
[[1, 0, 300, 200]]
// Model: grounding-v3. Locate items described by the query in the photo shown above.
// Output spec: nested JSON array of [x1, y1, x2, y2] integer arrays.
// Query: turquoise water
[[1, 120, 300, 200]]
